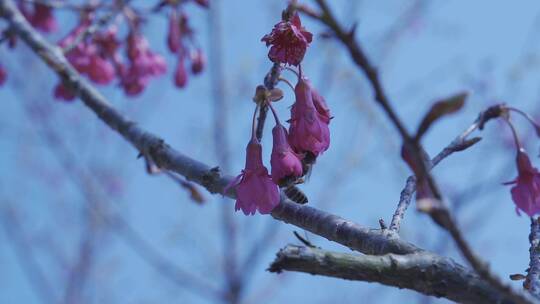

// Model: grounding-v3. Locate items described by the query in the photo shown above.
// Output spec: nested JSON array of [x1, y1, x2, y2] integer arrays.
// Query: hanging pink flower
[[174, 56, 188, 88], [86, 55, 116, 84], [190, 49, 205, 75], [228, 139, 280, 215], [505, 149, 540, 216], [288, 77, 330, 156], [29, 3, 57, 32], [167, 11, 182, 53], [121, 31, 167, 95], [54, 83, 75, 101], [93, 26, 121, 59], [261, 13, 313, 66], [0, 64, 6, 86], [193, 0, 209, 8], [271, 124, 303, 184]]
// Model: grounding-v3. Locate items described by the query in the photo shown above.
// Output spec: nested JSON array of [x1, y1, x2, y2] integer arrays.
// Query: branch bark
[[527, 217, 540, 298], [269, 245, 513, 304]]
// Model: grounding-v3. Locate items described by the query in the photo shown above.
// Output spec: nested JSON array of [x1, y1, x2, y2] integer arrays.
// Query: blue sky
[[2, 0, 540, 303]]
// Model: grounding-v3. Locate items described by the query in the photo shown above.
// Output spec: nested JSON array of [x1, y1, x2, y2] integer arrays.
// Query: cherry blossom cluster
[[167, 7, 206, 88], [229, 13, 332, 215], [0, 0, 208, 100]]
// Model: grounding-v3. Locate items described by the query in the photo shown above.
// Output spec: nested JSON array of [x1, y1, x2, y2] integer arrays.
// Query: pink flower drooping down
[[55, 20, 117, 101], [505, 149, 540, 216], [121, 31, 167, 96], [166, 11, 205, 88], [29, 3, 57, 32], [261, 13, 313, 66], [174, 54, 188, 88], [271, 124, 303, 185], [0, 64, 6, 86], [228, 139, 280, 215], [288, 77, 331, 157], [190, 49, 205, 75]]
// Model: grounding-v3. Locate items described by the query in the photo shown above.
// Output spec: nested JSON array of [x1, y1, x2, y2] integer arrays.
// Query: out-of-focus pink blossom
[[29, 3, 57, 32], [505, 149, 540, 216], [193, 0, 209, 8], [271, 124, 303, 184], [87, 55, 116, 84], [174, 56, 188, 88], [261, 14, 312, 66], [228, 139, 280, 215], [121, 31, 167, 95], [54, 83, 76, 101], [288, 77, 330, 156], [190, 49, 205, 74], [0, 64, 6, 86], [57, 21, 117, 88], [94, 26, 121, 58], [167, 12, 182, 53]]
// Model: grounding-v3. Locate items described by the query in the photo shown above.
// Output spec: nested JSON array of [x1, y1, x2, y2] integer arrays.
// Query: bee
[[279, 152, 318, 205], [283, 184, 309, 205]]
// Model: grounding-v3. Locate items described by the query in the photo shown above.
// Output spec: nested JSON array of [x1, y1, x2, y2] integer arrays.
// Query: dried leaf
[[178, 179, 205, 204], [268, 88, 284, 102], [510, 274, 526, 281], [416, 92, 468, 140], [166, 172, 205, 204]]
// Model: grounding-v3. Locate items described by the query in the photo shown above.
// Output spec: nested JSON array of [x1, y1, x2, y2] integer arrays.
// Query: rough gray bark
[[527, 217, 540, 298], [269, 245, 512, 304]]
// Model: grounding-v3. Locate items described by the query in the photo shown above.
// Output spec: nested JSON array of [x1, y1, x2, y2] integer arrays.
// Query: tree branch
[[526, 217, 540, 298], [389, 107, 494, 232], [269, 245, 513, 304]]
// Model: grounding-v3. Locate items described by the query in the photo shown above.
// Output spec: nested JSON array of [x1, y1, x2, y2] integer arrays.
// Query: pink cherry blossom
[[288, 77, 330, 156], [228, 139, 280, 215], [190, 49, 205, 75], [0, 64, 6, 86], [29, 3, 57, 32], [505, 149, 540, 216], [174, 56, 188, 88], [57, 21, 117, 88], [261, 13, 313, 66], [121, 31, 167, 95], [193, 0, 209, 8], [54, 84, 75, 101], [167, 12, 182, 53], [270, 124, 303, 185]]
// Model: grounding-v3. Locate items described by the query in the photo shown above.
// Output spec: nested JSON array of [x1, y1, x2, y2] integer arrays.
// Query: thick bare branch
[[526, 217, 540, 298], [269, 245, 513, 304]]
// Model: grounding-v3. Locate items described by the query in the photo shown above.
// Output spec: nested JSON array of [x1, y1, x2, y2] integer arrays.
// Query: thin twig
[[389, 107, 489, 232]]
